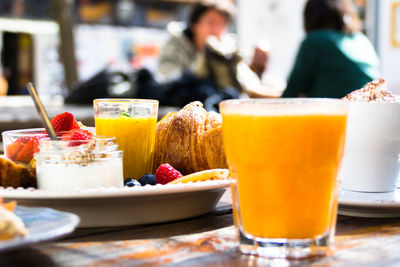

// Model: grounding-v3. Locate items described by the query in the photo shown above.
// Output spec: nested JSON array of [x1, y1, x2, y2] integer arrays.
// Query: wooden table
[[1, 191, 400, 266]]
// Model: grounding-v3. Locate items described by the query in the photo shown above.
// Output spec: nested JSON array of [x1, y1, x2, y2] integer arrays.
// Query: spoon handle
[[26, 82, 58, 140]]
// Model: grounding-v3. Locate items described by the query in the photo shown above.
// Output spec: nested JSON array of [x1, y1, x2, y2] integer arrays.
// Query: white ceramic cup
[[341, 102, 400, 192]]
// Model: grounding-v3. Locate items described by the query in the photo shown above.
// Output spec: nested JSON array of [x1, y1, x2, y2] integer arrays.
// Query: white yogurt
[[37, 158, 123, 190]]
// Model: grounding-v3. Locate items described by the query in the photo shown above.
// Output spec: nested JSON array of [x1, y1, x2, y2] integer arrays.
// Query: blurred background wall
[[237, 0, 306, 89], [369, 0, 400, 92], [0, 0, 400, 96]]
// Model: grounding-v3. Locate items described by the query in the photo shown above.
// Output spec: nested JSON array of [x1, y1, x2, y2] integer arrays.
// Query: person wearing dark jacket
[[283, 0, 380, 98]]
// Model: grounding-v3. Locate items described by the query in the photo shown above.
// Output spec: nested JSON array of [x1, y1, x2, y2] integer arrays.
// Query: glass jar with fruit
[[2, 112, 94, 167]]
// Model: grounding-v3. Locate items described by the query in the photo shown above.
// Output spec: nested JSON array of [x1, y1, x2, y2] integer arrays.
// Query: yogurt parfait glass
[[34, 136, 123, 190]]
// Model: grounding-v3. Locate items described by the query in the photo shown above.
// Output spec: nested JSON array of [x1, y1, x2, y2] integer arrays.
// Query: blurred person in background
[[282, 0, 379, 98], [157, 0, 280, 101]]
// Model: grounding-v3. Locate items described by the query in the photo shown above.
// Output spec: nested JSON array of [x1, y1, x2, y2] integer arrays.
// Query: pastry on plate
[[154, 101, 227, 175], [0, 199, 28, 240], [0, 157, 36, 188], [169, 168, 229, 184]]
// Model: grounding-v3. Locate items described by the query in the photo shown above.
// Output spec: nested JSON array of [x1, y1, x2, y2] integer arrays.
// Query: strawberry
[[15, 138, 35, 163], [50, 112, 80, 132], [8, 134, 45, 161], [72, 119, 80, 130], [6, 141, 25, 160], [68, 128, 93, 139], [81, 128, 93, 138], [68, 130, 90, 146], [32, 136, 42, 153], [15, 136, 32, 144], [155, 163, 183, 184]]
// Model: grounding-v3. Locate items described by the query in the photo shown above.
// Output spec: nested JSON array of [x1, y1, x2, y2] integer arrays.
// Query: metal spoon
[[26, 82, 58, 140]]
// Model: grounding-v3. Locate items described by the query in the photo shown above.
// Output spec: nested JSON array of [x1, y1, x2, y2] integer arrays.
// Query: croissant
[[153, 101, 227, 175]]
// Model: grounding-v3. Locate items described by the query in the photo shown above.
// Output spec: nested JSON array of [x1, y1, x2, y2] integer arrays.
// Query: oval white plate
[[0, 206, 79, 252], [0, 180, 231, 227], [338, 187, 400, 218]]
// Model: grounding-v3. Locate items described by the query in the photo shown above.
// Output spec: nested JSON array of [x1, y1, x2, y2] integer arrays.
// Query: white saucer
[[338, 187, 400, 218]]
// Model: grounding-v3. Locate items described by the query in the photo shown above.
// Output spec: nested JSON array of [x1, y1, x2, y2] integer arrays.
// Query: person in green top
[[282, 0, 380, 98]]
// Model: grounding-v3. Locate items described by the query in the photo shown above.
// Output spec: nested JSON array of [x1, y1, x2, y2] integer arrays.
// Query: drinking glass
[[35, 136, 123, 190], [94, 99, 158, 180], [220, 98, 348, 258]]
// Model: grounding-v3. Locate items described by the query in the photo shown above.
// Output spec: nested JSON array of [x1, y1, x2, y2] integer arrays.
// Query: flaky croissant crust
[[153, 102, 227, 175]]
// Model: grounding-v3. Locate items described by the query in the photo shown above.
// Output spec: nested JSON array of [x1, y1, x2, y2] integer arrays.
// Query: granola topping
[[35, 137, 119, 167]]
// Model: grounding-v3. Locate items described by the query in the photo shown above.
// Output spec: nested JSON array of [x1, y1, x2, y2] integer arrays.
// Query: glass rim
[[2, 127, 95, 137], [36, 135, 121, 158], [345, 101, 400, 105], [2, 128, 48, 137], [34, 150, 123, 162], [39, 135, 116, 143], [219, 98, 348, 115], [93, 98, 159, 104], [220, 98, 345, 106]]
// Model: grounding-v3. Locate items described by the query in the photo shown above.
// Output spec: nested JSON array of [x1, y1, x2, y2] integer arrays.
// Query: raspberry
[[155, 164, 183, 184], [32, 136, 42, 153], [50, 112, 80, 132], [68, 131, 90, 146]]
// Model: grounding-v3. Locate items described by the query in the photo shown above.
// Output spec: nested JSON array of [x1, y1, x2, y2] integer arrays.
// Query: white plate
[[338, 187, 400, 218], [0, 180, 231, 227], [0, 206, 79, 252]]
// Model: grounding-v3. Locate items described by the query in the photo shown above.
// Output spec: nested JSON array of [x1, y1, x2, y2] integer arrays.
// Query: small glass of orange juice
[[220, 98, 348, 259], [94, 99, 158, 180]]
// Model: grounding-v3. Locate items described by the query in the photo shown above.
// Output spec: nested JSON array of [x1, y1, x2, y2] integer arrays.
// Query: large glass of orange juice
[[94, 99, 158, 180], [220, 99, 347, 259]]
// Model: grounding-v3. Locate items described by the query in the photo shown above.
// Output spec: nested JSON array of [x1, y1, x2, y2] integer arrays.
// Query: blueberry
[[138, 174, 156, 186], [124, 178, 141, 187]]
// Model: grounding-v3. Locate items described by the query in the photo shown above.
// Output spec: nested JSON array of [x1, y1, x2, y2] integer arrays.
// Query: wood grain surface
[[1, 192, 400, 266]]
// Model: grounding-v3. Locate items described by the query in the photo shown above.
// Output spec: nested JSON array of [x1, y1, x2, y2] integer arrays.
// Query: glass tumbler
[[94, 99, 158, 180], [220, 98, 348, 258]]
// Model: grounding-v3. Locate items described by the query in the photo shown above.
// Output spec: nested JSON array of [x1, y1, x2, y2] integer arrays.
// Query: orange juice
[[222, 113, 347, 239], [95, 116, 157, 180]]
